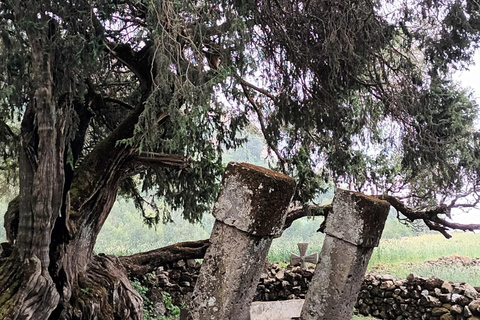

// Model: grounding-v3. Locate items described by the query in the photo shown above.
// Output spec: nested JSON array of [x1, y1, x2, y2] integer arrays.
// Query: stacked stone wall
[[357, 273, 480, 320], [139, 259, 480, 320]]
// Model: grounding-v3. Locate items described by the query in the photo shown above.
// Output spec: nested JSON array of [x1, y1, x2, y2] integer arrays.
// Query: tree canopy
[[0, 0, 478, 232], [0, 0, 479, 232]]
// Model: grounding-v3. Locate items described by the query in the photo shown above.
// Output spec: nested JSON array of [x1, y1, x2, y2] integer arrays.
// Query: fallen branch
[[119, 239, 210, 278]]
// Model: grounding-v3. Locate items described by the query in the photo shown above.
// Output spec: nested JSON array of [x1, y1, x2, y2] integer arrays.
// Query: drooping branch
[[378, 194, 480, 239]]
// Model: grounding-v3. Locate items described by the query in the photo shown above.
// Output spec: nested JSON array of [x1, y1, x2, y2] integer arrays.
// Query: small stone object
[[290, 243, 318, 270]]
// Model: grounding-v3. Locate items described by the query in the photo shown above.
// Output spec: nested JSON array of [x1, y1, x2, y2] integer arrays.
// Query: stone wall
[[357, 273, 480, 320], [139, 259, 480, 320]]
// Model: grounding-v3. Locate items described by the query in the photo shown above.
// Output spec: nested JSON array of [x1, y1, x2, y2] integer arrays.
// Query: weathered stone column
[[187, 162, 296, 320], [300, 189, 390, 320]]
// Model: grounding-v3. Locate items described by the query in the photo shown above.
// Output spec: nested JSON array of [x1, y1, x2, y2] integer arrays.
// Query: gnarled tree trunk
[[0, 5, 145, 318]]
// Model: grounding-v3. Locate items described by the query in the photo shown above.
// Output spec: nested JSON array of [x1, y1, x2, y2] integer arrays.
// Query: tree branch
[[104, 41, 154, 90], [90, 9, 154, 90], [239, 78, 277, 102], [133, 152, 189, 170], [118, 239, 210, 278], [118, 204, 330, 277], [240, 83, 287, 173], [283, 203, 331, 230], [378, 194, 480, 238], [103, 97, 135, 110]]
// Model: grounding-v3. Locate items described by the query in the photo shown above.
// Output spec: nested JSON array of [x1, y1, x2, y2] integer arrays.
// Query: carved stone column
[[187, 162, 296, 320], [300, 189, 390, 320]]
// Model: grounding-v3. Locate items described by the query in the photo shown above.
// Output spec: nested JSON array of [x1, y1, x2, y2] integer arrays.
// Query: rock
[[380, 280, 396, 290], [382, 274, 395, 281], [275, 270, 285, 280], [449, 304, 463, 315], [453, 284, 465, 295], [186, 259, 197, 268], [431, 307, 449, 316], [174, 259, 186, 269], [437, 293, 452, 303], [425, 277, 444, 290], [441, 282, 454, 294], [407, 273, 416, 283], [148, 288, 167, 317], [452, 293, 471, 306], [464, 305, 473, 317], [469, 299, 480, 315], [439, 314, 454, 320], [465, 283, 479, 299]]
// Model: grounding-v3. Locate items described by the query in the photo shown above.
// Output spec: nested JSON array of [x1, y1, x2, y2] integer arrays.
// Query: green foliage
[[131, 278, 180, 320], [241, 0, 480, 209], [161, 292, 180, 318]]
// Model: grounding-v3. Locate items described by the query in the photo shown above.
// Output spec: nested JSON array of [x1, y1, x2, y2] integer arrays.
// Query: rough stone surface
[[250, 300, 304, 320], [325, 189, 390, 247], [212, 162, 296, 237], [300, 189, 390, 320], [187, 162, 295, 320]]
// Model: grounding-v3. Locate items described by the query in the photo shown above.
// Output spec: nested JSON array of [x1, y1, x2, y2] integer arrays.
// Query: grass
[[366, 232, 480, 286], [269, 231, 480, 286], [369, 232, 480, 266]]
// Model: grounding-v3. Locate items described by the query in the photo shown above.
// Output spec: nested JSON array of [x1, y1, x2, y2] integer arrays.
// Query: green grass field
[[366, 232, 480, 285]]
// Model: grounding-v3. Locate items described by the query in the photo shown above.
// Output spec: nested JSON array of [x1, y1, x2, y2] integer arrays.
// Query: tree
[[1, 0, 480, 319]]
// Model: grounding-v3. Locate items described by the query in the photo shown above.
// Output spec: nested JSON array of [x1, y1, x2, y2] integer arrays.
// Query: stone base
[[250, 300, 304, 320]]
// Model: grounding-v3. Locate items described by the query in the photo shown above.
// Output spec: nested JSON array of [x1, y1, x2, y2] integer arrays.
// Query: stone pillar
[[300, 189, 390, 320], [187, 162, 296, 320]]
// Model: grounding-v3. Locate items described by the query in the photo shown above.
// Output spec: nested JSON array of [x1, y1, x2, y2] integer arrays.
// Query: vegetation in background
[[95, 199, 213, 255]]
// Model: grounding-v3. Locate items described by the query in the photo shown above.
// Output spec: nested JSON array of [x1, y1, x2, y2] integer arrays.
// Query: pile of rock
[[254, 262, 315, 301], [143, 259, 201, 308], [356, 273, 480, 320], [141, 260, 315, 307]]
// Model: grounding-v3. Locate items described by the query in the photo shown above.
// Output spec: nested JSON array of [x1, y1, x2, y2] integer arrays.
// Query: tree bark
[[0, 7, 145, 318], [119, 239, 210, 278]]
